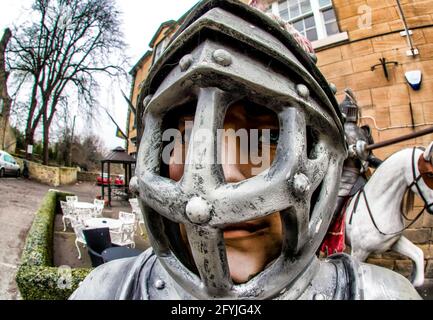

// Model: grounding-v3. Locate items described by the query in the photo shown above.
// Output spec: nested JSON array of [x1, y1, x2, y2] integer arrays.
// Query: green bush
[[16, 191, 92, 300], [16, 267, 91, 300]]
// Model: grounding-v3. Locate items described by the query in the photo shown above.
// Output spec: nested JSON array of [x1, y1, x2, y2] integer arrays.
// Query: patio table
[[85, 218, 122, 230], [73, 202, 95, 210]]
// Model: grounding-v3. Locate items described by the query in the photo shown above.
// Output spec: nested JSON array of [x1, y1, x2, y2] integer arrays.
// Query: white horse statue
[[345, 142, 433, 287]]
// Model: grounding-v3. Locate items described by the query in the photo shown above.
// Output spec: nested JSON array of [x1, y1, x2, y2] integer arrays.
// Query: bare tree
[[0, 28, 12, 150], [8, 0, 127, 164]]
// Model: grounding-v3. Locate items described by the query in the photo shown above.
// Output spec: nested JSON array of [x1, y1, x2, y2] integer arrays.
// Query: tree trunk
[[42, 98, 56, 165], [42, 118, 49, 165], [0, 28, 12, 150], [24, 84, 41, 159]]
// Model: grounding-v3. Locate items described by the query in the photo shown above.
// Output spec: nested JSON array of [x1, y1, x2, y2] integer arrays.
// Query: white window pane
[[293, 20, 305, 33], [279, 0, 288, 10], [305, 15, 316, 29], [280, 8, 290, 20], [306, 28, 318, 41], [278, 0, 289, 20], [300, 0, 312, 14], [289, 0, 300, 19], [325, 21, 339, 35], [319, 0, 331, 7], [323, 8, 336, 22]]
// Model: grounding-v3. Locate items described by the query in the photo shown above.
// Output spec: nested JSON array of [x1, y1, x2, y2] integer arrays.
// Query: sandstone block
[[402, 229, 431, 244], [395, 259, 413, 277]]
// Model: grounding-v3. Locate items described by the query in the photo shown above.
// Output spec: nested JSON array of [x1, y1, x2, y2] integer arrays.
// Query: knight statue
[[321, 88, 383, 255], [70, 0, 420, 300]]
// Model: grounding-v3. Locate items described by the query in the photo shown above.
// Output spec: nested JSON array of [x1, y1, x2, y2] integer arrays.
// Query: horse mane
[[401, 188, 415, 215], [400, 146, 425, 215]]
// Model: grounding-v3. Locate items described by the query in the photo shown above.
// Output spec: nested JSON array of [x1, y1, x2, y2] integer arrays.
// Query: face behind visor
[[135, 0, 346, 300]]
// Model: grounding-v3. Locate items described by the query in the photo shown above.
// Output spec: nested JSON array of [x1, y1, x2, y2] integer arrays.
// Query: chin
[[225, 236, 281, 284]]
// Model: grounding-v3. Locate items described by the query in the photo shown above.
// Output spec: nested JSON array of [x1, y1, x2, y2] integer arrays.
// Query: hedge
[[16, 190, 92, 300]]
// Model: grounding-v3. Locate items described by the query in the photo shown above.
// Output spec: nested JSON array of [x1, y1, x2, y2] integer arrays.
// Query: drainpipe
[[396, 0, 419, 57]]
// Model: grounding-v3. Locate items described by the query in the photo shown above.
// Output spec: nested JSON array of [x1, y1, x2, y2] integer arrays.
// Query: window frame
[[272, 0, 339, 42], [152, 37, 170, 66]]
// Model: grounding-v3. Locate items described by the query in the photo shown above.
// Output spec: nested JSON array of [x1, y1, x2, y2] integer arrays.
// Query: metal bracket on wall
[[371, 58, 399, 80]]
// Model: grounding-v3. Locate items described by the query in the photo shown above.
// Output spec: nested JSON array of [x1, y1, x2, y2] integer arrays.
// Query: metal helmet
[[340, 88, 359, 123], [135, 0, 346, 299]]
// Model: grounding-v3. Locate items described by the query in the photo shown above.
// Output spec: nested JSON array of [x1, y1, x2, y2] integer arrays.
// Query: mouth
[[223, 220, 271, 240]]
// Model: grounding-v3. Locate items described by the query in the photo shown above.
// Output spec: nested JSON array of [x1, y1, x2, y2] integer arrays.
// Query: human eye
[[258, 129, 279, 147]]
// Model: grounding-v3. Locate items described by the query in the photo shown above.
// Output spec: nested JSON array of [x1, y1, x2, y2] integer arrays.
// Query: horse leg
[[391, 236, 425, 287]]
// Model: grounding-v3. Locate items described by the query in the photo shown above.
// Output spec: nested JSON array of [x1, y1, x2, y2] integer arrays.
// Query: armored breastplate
[[138, 252, 362, 300]]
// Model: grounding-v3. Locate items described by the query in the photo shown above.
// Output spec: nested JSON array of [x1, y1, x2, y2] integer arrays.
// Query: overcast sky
[[0, 0, 199, 150]]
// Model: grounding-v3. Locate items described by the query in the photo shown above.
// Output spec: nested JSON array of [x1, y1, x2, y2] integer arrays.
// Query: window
[[5, 155, 15, 164], [131, 137, 138, 146], [274, 0, 340, 42], [153, 37, 170, 65]]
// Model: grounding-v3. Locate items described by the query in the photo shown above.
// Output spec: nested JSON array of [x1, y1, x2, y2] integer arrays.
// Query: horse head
[[411, 142, 433, 214]]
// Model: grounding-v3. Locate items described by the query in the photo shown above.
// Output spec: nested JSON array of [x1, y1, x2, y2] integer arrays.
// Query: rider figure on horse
[[321, 88, 383, 255]]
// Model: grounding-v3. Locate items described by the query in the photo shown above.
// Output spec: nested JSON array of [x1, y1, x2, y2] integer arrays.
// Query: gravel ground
[[0, 178, 50, 300]]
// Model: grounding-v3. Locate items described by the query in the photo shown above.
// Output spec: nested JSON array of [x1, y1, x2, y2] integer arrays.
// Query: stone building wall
[[316, 0, 433, 283]]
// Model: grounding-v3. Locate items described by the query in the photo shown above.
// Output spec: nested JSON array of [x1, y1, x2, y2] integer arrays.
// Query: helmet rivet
[[155, 280, 165, 290], [212, 49, 232, 67], [186, 197, 212, 224], [330, 83, 338, 95], [293, 173, 311, 195], [314, 293, 327, 300], [296, 84, 310, 99], [179, 54, 193, 72]]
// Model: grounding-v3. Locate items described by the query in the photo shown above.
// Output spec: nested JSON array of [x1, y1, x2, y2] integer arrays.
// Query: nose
[[427, 204, 433, 215]]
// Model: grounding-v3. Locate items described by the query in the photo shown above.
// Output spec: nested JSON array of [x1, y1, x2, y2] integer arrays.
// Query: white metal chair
[[70, 217, 87, 259], [74, 207, 94, 225], [110, 222, 136, 248], [129, 199, 145, 236], [66, 196, 78, 203], [60, 201, 75, 232], [119, 211, 136, 224], [93, 199, 105, 218]]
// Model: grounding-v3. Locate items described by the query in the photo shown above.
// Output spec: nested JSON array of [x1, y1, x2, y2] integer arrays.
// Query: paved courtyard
[[0, 177, 149, 299]]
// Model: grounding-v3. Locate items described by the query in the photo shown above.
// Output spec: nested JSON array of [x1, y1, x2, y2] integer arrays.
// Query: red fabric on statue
[[320, 211, 347, 256]]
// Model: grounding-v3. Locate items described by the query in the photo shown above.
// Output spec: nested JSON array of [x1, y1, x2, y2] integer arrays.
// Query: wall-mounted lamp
[[405, 70, 423, 91]]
